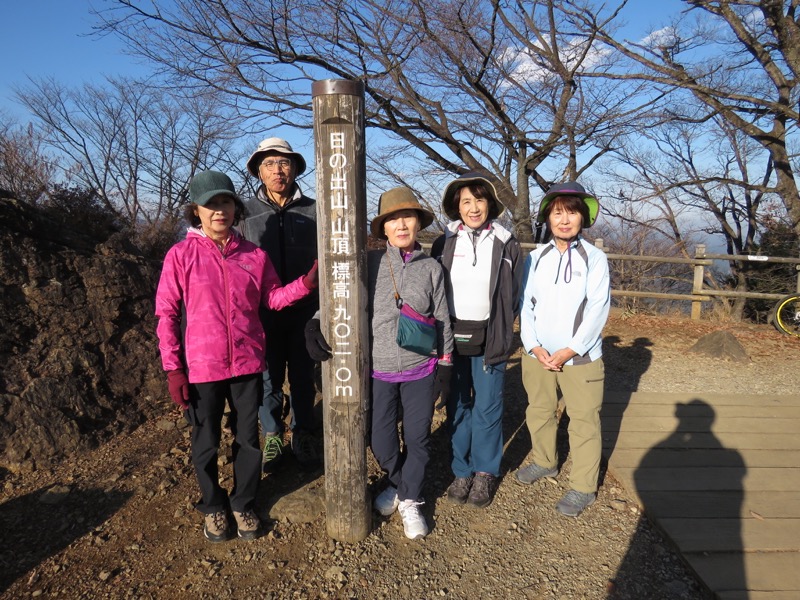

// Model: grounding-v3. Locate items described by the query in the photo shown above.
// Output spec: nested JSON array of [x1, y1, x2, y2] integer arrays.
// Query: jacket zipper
[[221, 245, 234, 374]]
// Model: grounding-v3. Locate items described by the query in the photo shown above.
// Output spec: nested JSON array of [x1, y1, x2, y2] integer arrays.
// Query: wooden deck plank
[[601, 415, 800, 433], [719, 593, 800, 600], [604, 490, 800, 519], [686, 552, 800, 598], [657, 518, 800, 552], [601, 403, 800, 418], [604, 391, 800, 598], [604, 431, 800, 450], [606, 448, 800, 469], [612, 467, 800, 492], [604, 392, 800, 407]]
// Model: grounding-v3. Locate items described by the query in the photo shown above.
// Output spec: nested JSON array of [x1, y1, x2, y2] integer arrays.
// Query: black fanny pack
[[452, 319, 488, 356]]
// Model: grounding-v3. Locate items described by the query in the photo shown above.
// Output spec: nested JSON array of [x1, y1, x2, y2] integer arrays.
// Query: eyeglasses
[[260, 158, 292, 171]]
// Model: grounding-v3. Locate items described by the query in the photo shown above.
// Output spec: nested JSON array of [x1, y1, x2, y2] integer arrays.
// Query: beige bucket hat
[[246, 137, 307, 177], [370, 187, 435, 240]]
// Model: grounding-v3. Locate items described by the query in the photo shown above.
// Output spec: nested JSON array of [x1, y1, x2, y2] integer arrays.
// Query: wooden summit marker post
[[312, 79, 370, 542]]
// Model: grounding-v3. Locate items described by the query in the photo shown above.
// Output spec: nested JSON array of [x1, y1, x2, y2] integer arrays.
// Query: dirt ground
[[2, 312, 798, 599]]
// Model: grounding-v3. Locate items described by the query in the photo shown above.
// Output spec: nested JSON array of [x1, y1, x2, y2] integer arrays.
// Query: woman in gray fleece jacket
[[306, 187, 453, 540], [367, 187, 453, 540]]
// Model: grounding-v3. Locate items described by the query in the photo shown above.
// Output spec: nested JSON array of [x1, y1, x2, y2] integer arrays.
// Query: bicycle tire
[[773, 294, 800, 337]]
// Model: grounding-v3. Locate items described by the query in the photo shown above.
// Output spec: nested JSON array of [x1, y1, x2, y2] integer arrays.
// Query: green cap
[[189, 170, 238, 206]]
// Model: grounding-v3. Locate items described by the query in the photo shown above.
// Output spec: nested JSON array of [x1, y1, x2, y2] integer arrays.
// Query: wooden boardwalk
[[602, 391, 800, 600]]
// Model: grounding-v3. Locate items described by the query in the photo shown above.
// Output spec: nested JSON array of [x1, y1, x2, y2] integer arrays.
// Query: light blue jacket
[[519, 237, 610, 365]]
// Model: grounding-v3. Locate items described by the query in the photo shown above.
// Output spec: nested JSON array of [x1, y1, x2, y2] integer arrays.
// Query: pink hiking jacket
[[155, 229, 312, 383]]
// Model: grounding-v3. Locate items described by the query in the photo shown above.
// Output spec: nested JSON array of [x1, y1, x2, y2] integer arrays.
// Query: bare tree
[[592, 218, 698, 314], [599, 95, 783, 317], [15, 77, 243, 223], [96, 0, 656, 239], [579, 0, 800, 240], [0, 116, 55, 204]]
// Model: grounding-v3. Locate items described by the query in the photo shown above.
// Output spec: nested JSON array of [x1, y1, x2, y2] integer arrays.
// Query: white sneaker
[[398, 499, 428, 540], [374, 485, 399, 516]]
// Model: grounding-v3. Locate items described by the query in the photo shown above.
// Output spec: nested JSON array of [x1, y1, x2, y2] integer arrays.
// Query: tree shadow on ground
[[0, 485, 131, 593]]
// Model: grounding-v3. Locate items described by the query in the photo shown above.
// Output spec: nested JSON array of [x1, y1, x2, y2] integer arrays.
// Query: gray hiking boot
[[556, 489, 596, 518], [515, 462, 558, 485]]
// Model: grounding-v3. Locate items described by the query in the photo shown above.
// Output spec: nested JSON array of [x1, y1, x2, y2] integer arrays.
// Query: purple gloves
[[167, 369, 190, 409]]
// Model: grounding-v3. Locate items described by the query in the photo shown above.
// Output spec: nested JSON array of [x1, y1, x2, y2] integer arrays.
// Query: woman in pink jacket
[[155, 170, 318, 543]]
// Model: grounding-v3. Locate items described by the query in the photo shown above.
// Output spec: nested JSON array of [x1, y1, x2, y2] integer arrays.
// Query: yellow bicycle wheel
[[773, 294, 800, 337]]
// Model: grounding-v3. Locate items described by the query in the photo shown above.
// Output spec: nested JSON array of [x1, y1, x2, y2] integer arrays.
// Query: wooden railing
[[532, 240, 800, 320], [424, 239, 800, 320]]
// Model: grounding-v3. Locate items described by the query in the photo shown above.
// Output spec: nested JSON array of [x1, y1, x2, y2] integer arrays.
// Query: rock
[[268, 484, 325, 524], [610, 499, 628, 511], [689, 330, 750, 362], [39, 485, 72, 504], [0, 198, 165, 472]]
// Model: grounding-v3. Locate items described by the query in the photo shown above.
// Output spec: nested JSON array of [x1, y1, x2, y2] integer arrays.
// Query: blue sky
[[0, 1, 151, 121]]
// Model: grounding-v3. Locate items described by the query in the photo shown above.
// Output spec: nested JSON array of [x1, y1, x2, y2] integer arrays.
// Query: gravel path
[[4, 312, 797, 599]]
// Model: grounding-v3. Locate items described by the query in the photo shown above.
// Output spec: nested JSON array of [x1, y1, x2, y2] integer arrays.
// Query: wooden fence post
[[797, 250, 800, 293], [692, 244, 706, 320], [312, 79, 370, 542]]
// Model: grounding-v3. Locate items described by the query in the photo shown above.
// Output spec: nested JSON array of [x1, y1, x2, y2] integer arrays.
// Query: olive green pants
[[521, 353, 605, 494]]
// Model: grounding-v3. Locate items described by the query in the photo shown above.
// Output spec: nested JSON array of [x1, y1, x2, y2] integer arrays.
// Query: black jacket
[[242, 184, 318, 311]]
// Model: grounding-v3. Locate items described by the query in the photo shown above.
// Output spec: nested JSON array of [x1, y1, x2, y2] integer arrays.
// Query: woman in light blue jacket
[[516, 181, 610, 518]]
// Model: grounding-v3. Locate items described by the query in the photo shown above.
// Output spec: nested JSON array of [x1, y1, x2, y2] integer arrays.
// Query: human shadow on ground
[[609, 398, 744, 599], [0, 485, 132, 593], [600, 336, 653, 477]]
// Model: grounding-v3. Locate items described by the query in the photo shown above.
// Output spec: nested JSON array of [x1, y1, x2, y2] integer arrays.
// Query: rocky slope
[[0, 197, 165, 474]]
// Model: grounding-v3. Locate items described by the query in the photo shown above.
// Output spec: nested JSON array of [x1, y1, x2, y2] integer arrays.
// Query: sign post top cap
[[312, 79, 365, 98]]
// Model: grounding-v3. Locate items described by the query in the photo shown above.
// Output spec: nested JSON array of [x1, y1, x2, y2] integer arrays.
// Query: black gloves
[[304, 318, 332, 362], [433, 363, 453, 407]]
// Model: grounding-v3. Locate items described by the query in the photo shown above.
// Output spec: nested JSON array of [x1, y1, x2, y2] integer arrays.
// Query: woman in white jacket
[[516, 182, 610, 518]]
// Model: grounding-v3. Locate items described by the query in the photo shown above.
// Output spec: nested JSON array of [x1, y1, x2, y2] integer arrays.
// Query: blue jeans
[[447, 355, 507, 478]]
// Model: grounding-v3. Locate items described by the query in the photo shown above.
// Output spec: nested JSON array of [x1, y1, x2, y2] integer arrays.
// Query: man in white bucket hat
[[241, 137, 320, 471]]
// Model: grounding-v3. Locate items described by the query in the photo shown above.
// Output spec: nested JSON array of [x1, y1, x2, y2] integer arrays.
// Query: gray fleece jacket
[[367, 246, 454, 374]]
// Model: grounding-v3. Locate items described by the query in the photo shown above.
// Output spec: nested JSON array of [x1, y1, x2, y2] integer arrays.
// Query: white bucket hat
[[246, 137, 307, 177]]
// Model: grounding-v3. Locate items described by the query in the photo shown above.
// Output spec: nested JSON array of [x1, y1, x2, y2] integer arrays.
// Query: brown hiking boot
[[467, 473, 498, 509], [232, 509, 261, 540], [203, 510, 229, 543], [446, 476, 474, 504]]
